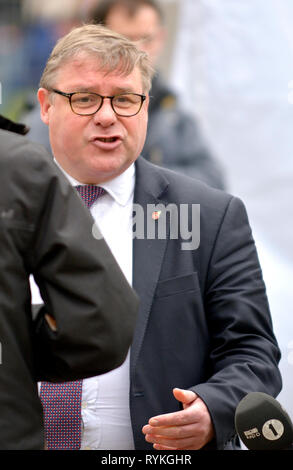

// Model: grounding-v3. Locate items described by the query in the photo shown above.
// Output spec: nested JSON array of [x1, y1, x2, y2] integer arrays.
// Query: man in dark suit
[[37, 24, 281, 450], [0, 115, 138, 449]]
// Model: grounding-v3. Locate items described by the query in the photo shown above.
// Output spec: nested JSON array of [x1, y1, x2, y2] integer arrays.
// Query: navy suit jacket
[[130, 157, 281, 450]]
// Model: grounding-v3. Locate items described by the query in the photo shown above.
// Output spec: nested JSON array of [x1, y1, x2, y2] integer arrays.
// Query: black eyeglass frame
[[51, 89, 147, 117]]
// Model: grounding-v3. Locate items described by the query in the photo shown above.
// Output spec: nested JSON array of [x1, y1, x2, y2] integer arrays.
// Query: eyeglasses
[[51, 89, 146, 117]]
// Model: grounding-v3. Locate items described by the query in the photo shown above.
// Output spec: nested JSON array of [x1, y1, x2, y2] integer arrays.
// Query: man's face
[[105, 5, 165, 66], [38, 55, 149, 184]]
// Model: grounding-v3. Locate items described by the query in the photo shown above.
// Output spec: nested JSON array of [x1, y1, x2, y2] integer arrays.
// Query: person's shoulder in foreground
[[0, 122, 138, 382], [0, 118, 138, 450]]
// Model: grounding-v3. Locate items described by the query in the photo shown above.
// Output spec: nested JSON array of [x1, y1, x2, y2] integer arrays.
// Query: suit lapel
[[130, 157, 170, 377]]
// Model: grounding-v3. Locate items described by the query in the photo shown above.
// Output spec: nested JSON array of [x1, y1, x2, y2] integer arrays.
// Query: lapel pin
[[152, 210, 161, 220]]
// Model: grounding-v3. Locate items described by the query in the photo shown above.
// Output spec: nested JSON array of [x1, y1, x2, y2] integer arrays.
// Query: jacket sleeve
[[29, 165, 138, 382], [192, 196, 282, 448]]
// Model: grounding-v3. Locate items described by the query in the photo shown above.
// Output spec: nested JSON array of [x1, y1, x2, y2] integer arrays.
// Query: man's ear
[[145, 94, 150, 111], [37, 88, 52, 125]]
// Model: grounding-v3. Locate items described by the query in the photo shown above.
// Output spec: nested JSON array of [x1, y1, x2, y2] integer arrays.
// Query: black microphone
[[235, 392, 293, 450]]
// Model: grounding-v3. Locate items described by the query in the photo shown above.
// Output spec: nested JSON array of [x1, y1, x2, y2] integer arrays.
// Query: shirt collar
[[54, 159, 135, 207]]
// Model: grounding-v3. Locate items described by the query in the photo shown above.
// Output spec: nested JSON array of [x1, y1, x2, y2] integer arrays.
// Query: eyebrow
[[66, 86, 138, 94]]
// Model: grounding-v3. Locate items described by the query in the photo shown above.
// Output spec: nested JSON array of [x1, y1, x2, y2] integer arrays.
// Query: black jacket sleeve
[[0, 130, 138, 382], [30, 160, 139, 382]]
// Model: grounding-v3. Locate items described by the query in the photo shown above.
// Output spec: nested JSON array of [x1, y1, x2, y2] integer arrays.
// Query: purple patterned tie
[[40, 381, 83, 449], [40, 184, 105, 450], [75, 184, 106, 208]]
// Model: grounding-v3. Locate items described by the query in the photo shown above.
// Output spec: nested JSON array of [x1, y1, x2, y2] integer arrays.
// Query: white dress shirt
[[32, 163, 135, 450]]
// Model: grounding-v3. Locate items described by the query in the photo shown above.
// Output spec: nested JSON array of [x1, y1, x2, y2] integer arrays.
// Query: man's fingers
[[145, 433, 201, 450], [142, 391, 215, 450], [148, 408, 194, 427], [143, 422, 197, 439], [153, 443, 178, 451], [45, 314, 57, 332], [173, 388, 197, 406], [148, 393, 199, 428]]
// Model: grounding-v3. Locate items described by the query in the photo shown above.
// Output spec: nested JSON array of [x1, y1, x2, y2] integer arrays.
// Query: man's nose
[[92, 98, 117, 126]]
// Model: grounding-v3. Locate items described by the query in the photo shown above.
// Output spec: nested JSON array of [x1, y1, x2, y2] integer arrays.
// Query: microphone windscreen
[[235, 392, 293, 450]]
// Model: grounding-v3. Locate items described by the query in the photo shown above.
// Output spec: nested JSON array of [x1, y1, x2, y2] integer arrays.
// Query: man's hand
[[45, 314, 57, 332], [142, 388, 215, 450]]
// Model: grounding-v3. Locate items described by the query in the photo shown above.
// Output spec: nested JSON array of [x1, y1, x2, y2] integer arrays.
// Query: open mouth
[[90, 135, 122, 150], [97, 137, 118, 143]]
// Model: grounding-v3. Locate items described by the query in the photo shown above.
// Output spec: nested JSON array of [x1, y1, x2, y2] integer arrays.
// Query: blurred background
[[0, 0, 292, 428]]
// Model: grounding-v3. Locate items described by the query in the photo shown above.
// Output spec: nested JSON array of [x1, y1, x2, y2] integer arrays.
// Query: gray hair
[[39, 24, 155, 92]]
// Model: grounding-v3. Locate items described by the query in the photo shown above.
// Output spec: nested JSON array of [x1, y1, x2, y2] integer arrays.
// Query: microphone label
[[262, 420, 284, 441], [244, 428, 261, 439]]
